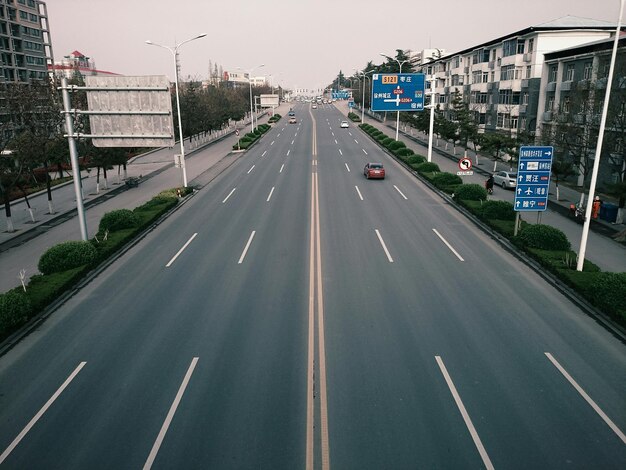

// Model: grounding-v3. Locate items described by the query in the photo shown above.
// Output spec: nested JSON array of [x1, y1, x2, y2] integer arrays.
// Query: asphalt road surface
[[0, 103, 624, 469]]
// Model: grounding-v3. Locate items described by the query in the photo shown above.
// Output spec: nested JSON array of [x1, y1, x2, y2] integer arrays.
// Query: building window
[[28, 13, 36, 21], [502, 39, 517, 57], [19, 10, 27, 19], [516, 39, 525, 55], [564, 63, 575, 81], [472, 71, 482, 84], [500, 65, 515, 81], [511, 116, 518, 129], [528, 38, 534, 53], [562, 96, 570, 113], [522, 92, 529, 105], [520, 117, 527, 130], [453, 56, 460, 68], [526, 66, 531, 79], [549, 65, 558, 83], [546, 95, 554, 112], [490, 71, 495, 82], [583, 62, 592, 80], [482, 71, 488, 83]]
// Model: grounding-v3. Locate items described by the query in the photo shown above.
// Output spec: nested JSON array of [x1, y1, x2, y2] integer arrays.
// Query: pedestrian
[[485, 174, 494, 194], [592, 195, 602, 219]]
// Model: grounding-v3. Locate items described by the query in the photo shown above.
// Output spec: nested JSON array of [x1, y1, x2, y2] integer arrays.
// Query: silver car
[[493, 171, 517, 189]]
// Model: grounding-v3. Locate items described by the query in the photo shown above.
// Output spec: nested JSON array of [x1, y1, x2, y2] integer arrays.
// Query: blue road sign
[[514, 146, 553, 212], [332, 91, 350, 99], [348, 100, 355, 108], [371, 73, 425, 112]]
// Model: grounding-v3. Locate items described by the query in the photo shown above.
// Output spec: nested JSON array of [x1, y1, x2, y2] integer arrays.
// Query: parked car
[[340, 121, 349, 128], [289, 117, 297, 124], [493, 171, 517, 189], [364, 163, 385, 179]]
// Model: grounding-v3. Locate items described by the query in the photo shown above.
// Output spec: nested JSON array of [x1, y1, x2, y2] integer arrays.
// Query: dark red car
[[364, 163, 385, 179]]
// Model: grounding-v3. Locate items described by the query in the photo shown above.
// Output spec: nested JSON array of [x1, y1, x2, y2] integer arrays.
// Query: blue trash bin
[[602, 203, 618, 223]]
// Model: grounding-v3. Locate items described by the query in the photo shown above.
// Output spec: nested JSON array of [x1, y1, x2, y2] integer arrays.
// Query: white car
[[340, 121, 349, 128], [312, 104, 317, 109], [493, 171, 517, 189]]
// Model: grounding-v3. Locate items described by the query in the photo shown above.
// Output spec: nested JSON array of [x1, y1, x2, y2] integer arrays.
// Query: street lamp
[[356, 70, 374, 123], [239, 64, 264, 132], [145, 33, 207, 188], [380, 52, 410, 141], [576, 0, 625, 271]]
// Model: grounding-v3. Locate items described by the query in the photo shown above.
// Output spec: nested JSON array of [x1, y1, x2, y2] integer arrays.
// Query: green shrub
[[432, 172, 463, 189], [38, 241, 98, 275], [480, 200, 516, 221], [381, 137, 393, 146], [98, 209, 139, 233], [245, 132, 256, 139], [416, 162, 440, 173], [388, 141, 406, 151], [0, 290, 31, 334], [394, 148, 414, 157], [582, 272, 626, 321], [348, 112, 361, 122], [517, 224, 571, 251], [406, 155, 426, 165], [454, 183, 487, 201]]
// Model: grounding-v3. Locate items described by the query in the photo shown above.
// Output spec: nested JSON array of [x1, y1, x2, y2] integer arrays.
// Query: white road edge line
[[362, 149, 368, 155], [247, 165, 255, 174], [238, 231, 256, 264], [432, 228, 465, 262], [344, 163, 350, 172], [375, 229, 394, 263], [143, 357, 199, 470], [222, 188, 236, 204], [280, 164, 285, 173], [267, 186, 275, 202], [435, 356, 495, 470], [166, 233, 198, 267], [355, 186, 363, 201], [393, 185, 408, 200], [0, 362, 87, 465], [545, 352, 626, 444]]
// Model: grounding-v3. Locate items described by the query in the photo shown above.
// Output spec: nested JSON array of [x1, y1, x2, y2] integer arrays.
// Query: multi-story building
[[50, 50, 119, 79], [0, 0, 52, 82], [537, 35, 626, 187], [418, 16, 616, 136]]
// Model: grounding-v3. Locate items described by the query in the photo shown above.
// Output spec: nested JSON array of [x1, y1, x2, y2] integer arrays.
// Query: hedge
[[431, 172, 462, 189], [233, 123, 272, 150], [516, 224, 571, 251], [38, 241, 98, 275], [454, 183, 487, 201], [415, 162, 440, 174], [348, 112, 361, 122], [480, 200, 516, 221], [98, 209, 139, 233]]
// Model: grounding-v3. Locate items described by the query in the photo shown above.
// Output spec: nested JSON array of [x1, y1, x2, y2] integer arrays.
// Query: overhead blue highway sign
[[514, 146, 553, 212], [371, 73, 425, 112]]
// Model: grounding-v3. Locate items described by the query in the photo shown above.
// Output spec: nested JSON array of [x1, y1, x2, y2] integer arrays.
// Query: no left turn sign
[[458, 157, 472, 171]]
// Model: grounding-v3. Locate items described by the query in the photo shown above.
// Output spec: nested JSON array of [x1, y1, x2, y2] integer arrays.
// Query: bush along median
[[268, 114, 282, 123], [348, 112, 361, 122], [232, 123, 271, 150], [0, 187, 193, 343], [358, 123, 626, 327]]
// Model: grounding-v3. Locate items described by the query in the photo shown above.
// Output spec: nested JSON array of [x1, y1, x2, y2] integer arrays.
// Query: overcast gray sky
[[47, 0, 620, 91]]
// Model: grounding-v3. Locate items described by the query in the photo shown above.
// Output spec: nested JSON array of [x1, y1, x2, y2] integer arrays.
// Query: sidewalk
[[336, 101, 626, 272]]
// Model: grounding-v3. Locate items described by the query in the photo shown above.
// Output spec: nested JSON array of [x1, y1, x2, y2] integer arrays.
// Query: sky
[[47, 0, 621, 91]]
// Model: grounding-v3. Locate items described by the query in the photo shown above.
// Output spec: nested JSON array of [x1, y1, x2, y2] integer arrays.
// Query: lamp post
[[145, 33, 207, 188], [239, 64, 264, 132], [576, 0, 625, 271], [356, 70, 374, 123], [380, 52, 410, 141]]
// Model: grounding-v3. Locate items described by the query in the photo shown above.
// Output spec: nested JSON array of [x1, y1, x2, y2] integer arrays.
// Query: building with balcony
[[49, 50, 119, 79], [417, 16, 617, 136], [0, 0, 53, 82]]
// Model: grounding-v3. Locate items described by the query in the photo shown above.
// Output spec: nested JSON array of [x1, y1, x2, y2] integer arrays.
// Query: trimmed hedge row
[[358, 122, 626, 326], [232, 123, 271, 150], [0, 187, 190, 340], [268, 114, 282, 123], [348, 112, 361, 122]]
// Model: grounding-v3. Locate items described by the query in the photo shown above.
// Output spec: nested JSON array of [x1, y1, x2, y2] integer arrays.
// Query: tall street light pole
[[239, 64, 264, 132], [380, 53, 410, 141], [146, 33, 206, 188], [355, 70, 374, 123], [576, 0, 624, 271]]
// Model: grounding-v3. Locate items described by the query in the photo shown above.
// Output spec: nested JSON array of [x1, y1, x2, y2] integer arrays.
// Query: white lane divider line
[[349, 132, 353, 136], [270, 141, 275, 146], [344, 163, 350, 172], [247, 165, 255, 174], [334, 139, 338, 144], [266, 186, 275, 202], [355, 186, 363, 201], [166, 233, 198, 267], [432, 228, 465, 261], [277, 133, 281, 137], [545, 352, 626, 444], [238, 231, 256, 264], [354, 139, 359, 144], [287, 149, 291, 156], [222, 188, 236, 204], [143, 357, 199, 470], [280, 164, 285, 173], [362, 149, 368, 155], [291, 140, 295, 145], [393, 185, 408, 200], [338, 149, 343, 156], [295, 132, 298, 137], [331, 132, 335, 137], [0, 362, 87, 465], [262, 150, 267, 157], [282, 127, 285, 131], [435, 356, 494, 470], [375, 229, 394, 263]]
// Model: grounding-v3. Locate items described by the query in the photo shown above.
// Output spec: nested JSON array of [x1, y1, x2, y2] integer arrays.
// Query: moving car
[[340, 121, 349, 128], [312, 104, 317, 109], [364, 163, 385, 179], [289, 117, 297, 124], [288, 110, 295, 116], [493, 171, 517, 189]]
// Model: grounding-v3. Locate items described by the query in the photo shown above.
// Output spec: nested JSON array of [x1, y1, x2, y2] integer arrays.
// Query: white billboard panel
[[260, 94, 279, 107]]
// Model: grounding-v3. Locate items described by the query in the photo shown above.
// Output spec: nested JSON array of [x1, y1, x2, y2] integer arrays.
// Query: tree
[[450, 90, 478, 160], [480, 132, 517, 172], [550, 157, 577, 201]]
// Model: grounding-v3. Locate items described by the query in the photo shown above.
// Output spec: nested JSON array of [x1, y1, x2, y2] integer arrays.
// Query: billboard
[[371, 73, 425, 112], [260, 94, 279, 107]]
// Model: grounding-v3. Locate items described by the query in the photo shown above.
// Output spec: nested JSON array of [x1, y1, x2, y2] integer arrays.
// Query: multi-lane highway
[[0, 102, 624, 469]]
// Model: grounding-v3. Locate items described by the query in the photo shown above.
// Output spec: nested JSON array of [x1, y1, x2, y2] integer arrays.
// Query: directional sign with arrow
[[514, 146, 553, 212], [371, 74, 425, 112]]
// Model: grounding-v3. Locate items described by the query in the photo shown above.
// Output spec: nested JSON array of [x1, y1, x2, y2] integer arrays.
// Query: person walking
[[591, 195, 602, 219]]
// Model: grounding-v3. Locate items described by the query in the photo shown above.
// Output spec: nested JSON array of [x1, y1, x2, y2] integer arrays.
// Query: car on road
[[312, 104, 317, 109], [288, 110, 295, 116], [493, 170, 517, 189], [364, 163, 385, 179], [340, 121, 349, 128], [289, 117, 297, 124]]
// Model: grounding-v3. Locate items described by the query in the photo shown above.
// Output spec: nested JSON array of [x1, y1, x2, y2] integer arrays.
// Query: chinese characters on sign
[[514, 146, 553, 212], [371, 74, 425, 112]]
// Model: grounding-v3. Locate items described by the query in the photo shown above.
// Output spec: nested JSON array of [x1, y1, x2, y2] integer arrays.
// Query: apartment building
[[50, 50, 119, 79], [418, 16, 616, 136], [0, 0, 52, 82], [537, 35, 626, 186]]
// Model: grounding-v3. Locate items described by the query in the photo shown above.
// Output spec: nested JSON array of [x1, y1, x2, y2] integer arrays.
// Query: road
[[0, 102, 624, 469]]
